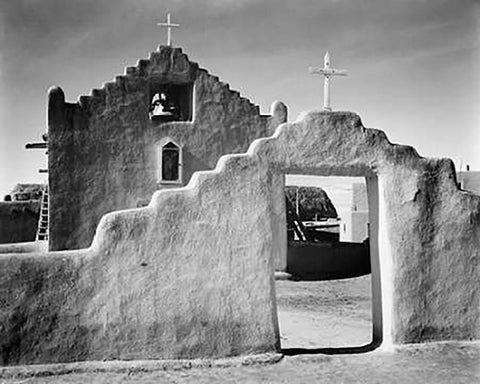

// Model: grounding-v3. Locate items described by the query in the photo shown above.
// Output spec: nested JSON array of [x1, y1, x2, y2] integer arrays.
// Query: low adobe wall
[[0, 111, 478, 366], [0, 241, 47, 254], [287, 241, 370, 280], [0, 162, 280, 365], [0, 202, 39, 244]]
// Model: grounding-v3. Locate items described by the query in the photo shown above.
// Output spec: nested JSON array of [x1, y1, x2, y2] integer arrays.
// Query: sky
[[0, 0, 479, 196]]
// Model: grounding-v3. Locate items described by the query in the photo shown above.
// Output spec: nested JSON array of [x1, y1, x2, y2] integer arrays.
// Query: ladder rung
[[36, 186, 49, 242]]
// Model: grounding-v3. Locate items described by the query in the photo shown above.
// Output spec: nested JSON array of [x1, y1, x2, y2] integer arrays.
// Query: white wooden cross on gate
[[309, 52, 348, 111], [157, 13, 180, 46]]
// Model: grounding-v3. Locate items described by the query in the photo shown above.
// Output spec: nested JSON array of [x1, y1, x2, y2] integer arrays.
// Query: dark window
[[162, 142, 180, 181]]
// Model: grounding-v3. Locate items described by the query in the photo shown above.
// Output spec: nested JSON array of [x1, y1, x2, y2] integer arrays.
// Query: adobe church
[[0, 35, 478, 364], [47, 45, 287, 251]]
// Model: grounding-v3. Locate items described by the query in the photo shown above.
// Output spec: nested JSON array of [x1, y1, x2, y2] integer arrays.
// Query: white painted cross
[[157, 13, 180, 46], [309, 52, 348, 111]]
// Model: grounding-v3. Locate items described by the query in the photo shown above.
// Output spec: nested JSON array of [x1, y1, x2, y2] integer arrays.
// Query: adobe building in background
[[340, 182, 369, 243], [0, 184, 42, 244], [457, 168, 480, 195], [48, 46, 287, 251]]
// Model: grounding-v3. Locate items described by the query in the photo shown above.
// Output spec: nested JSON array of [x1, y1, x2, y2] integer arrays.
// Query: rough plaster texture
[[0, 111, 479, 366], [48, 46, 286, 251], [0, 202, 39, 244]]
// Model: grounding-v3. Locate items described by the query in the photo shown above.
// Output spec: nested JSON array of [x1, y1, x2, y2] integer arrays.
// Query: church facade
[[48, 46, 287, 251]]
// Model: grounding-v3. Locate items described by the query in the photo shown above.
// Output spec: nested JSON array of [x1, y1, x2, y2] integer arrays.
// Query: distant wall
[[457, 171, 480, 194], [48, 46, 286, 251], [1, 112, 478, 366], [287, 241, 370, 280], [352, 182, 368, 211], [0, 202, 39, 244], [350, 211, 369, 242], [340, 182, 369, 243]]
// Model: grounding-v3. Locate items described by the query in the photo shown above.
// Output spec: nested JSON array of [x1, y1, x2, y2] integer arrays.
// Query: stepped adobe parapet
[[48, 46, 287, 251]]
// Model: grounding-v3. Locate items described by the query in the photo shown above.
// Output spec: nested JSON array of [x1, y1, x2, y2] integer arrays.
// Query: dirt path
[[275, 276, 372, 349]]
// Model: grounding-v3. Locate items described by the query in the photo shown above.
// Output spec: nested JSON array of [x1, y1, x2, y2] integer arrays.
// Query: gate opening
[[275, 174, 381, 353]]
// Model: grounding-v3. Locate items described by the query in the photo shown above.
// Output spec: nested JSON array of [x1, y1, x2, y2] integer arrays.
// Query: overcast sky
[[0, 0, 479, 196]]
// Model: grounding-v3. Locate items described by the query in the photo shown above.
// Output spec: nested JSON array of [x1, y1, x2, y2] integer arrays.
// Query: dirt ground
[[276, 275, 373, 349], [1, 275, 479, 383]]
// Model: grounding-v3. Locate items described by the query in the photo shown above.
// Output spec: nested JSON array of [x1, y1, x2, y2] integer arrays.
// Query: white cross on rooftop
[[157, 13, 180, 47]]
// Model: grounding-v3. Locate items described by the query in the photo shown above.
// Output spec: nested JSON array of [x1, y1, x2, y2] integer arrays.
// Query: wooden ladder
[[36, 185, 49, 241], [285, 196, 312, 242]]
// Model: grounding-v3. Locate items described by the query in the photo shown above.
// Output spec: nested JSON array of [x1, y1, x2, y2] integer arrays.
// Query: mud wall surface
[[48, 46, 286, 251], [0, 111, 478, 366], [0, 155, 279, 365], [0, 202, 39, 244]]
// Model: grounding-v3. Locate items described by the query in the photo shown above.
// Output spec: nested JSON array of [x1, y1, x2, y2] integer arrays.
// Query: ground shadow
[[282, 339, 381, 356]]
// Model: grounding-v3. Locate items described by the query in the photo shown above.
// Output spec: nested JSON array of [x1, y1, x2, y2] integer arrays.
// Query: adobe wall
[[0, 202, 39, 244], [350, 183, 369, 242], [0, 157, 280, 365], [287, 241, 370, 280], [457, 171, 480, 194], [0, 241, 47, 254], [48, 46, 287, 251], [0, 111, 478, 366]]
